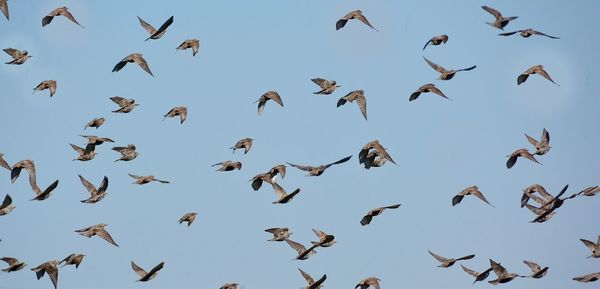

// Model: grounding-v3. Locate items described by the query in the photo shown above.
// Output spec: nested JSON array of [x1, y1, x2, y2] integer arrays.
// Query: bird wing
[[286, 162, 313, 172], [137, 17, 157, 34], [517, 73, 530, 85], [1, 194, 12, 209], [61, 9, 83, 27], [265, 227, 283, 234], [1, 257, 18, 265], [428, 250, 449, 263], [133, 55, 154, 77], [70, 143, 84, 154], [366, 278, 381, 289], [532, 30, 559, 39], [456, 65, 477, 72], [265, 91, 284, 107], [335, 19, 348, 30], [360, 215, 373, 226], [533, 66, 557, 85], [422, 39, 432, 50], [149, 16, 174, 39], [271, 182, 287, 198], [481, 5, 502, 19], [498, 30, 520, 36], [580, 239, 597, 251], [41, 15, 54, 27], [0, 154, 11, 171], [298, 268, 315, 284], [110, 96, 128, 106], [461, 265, 479, 277], [44, 263, 59, 289], [523, 260, 541, 272], [96, 228, 118, 246], [112, 60, 128, 73], [145, 262, 164, 278], [131, 261, 148, 277], [354, 92, 368, 120], [372, 143, 396, 165], [190, 40, 200, 56], [490, 259, 509, 277], [312, 228, 326, 239], [427, 84, 448, 99], [311, 78, 329, 89], [471, 188, 494, 207], [271, 165, 286, 179], [78, 175, 97, 195], [354, 13, 378, 31], [541, 128, 550, 144], [423, 57, 446, 73], [285, 239, 307, 254], [3, 48, 20, 58], [0, 1, 8, 20], [524, 133, 539, 147], [457, 254, 476, 261]]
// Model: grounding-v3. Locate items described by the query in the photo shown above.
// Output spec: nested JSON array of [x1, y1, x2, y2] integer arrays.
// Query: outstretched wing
[[137, 16, 157, 34], [131, 261, 148, 277]]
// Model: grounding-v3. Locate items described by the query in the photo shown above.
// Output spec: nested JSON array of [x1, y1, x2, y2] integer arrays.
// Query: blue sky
[[1, 0, 599, 288]]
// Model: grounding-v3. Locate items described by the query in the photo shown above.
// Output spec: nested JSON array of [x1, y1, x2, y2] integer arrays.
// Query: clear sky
[[1, 0, 599, 288]]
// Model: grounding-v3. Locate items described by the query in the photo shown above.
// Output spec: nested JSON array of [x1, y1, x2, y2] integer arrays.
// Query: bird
[[580, 236, 600, 258], [460, 265, 493, 284], [32, 80, 57, 97], [523, 260, 548, 279], [285, 239, 317, 260], [488, 259, 526, 284], [336, 10, 378, 31], [311, 78, 340, 95], [80, 135, 115, 146], [75, 223, 118, 247], [310, 229, 336, 247], [525, 128, 550, 155], [3, 48, 32, 65], [212, 161, 242, 171], [176, 39, 200, 56], [1, 257, 26, 272], [131, 261, 164, 282], [255, 91, 283, 115], [0, 194, 15, 216], [250, 164, 286, 191], [577, 186, 600, 197], [129, 174, 170, 185], [358, 140, 397, 168], [0, 0, 8, 20], [298, 268, 327, 289], [110, 96, 139, 113], [265, 227, 292, 241], [78, 175, 108, 204], [499, 28, 559, 39], [30, 180, 59, 201], [230, 138, 253, 154], [423, 34, 449, 50], [271, 182, 301, 204], [355, 277, 381, 289], [220, 283, 239, 289], [286, 155, 352, 176], [83, 117, 105, 130], [573, 272, 600, 283], [428, 250, 475, 268], [10, 160, 39, 191], [112, 53, 154, 77], [481, 5, 517, 30], [517, 65, 558, 86], [42, 7, 84, 28], [521, 184, 554, 208], [423, 57, 476, 80], [360, 204, 401, 226], [506, 148, 541, 169], [531, 184, 576, 223], [409, 83, 449, 101], [178, 212, 198, 227], [163, 106, 188, 124], [0, 152, 11, 171], [337, 90, 368, 120], [31, 260, 59, 289], [70, 143, 96, 161], [138, 16, 174, 41], [452, 186, 494, 207], [59, 254, 84, 269], [112, 144, 138, 162]]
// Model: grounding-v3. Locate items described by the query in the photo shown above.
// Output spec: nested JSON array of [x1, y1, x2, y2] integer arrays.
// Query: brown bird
[[0, 152, 11, 171], [523, 260, 548, 279], [337, 90, 367, 120], [138, 16, 173, 41], [1, 257, 26, 272], [112, 53, 154, 77], [255, 91, 283, 115], [0, 194, 15, 216], [580, 236, 600, 258], [70, 143, 96, 161], [525, 128, 550, 155], [499, 28, 559, 39], [423, 57, 476, 80], [32, 80, 57, 97], [517, 65, 558, 86], [131, 261, 164, 282], [531, 184, 576, 223], [178, 212, 198, 227], [452, 186, 494, 207], [287, 155, 352, 176], [336, 10, 378, 31], [3, 48, 32, 65], [481, 6, 517, 30], [220, 283, 239, 289], [310, 229, 336, 247], [10, 160, 39, 190], [30, 180, 59, 201], [31, 260, 59, 289], [271, 182, 301, 204], [176, 39, 200, 56], [506, 148, 541, 169], [311, 78, 340, 95], [0, 0, 8, 20], [78, 175, 108, 204], [42, 7, 84, 28], [110, 96, 139, 113], [409, 83, 449, 101], [358, 140, 397, 168], [129, 173, 170, 185], [423, 34, 449, 50], [298, 268, 327, 289], [75, 223, 118, 247], [360, 204, 401, 226], [265, 227, 292, 241], [83, 117, 105, 130], [80, 135, 114, 146], [428, 250, 475, 268], [59, 254, 84, 269], [212, 161, 242, 171], [163, 106, 188, 124], [285, 239, 317, 260], [577, 186, 600, 197], [355, 277, 381, 289], [250, 164, 286, 191], [230, 138, 253, 154], [573, 272, 600, 283], [112, 144, 138, 162], [361, 150, 389, 169], [488, 259, 526, 284], [461, 265, 493, 284]]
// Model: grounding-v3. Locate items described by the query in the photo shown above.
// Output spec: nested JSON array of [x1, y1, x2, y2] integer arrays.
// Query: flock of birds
[[0, 2, 598, 289]]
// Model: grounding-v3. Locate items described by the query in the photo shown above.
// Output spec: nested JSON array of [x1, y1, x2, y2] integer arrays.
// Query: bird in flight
[[75, 223, 119, 247], [360, 204, 401, 226], [42, 6, 84, 28], [230, 138, 253, 154], [499, 28, 559, 39], [461, 264, 493, 284], [298, 267, 327, 289], [523, 260, 548, 279], [428, 250, 475, 268], [31, 260, 59, 289], [33, 80, 57, 97], [580, 235, 600, 258], [524, 128, 550, 155], [176, 39, 200, 56], [3, 48, 32, 65], [255, 91, 284, 115], [423, 57, 476, 80], [409, 83, 449, 101], [355, 276, 381, 289], [481, 5, 517, 30], [337, 90, 368, 120], [286, 155, 352, 176], [311, 78, 340, 95], [164, 106, 188, 124], [517, 65, 558, 86], [129, 173, 170, 185], [423, 34, 448, 50], [336, 10, 378, 31], [112, 53, 154, 77], [78, 175, 109, 204], [83, 117, 105, 130], [265, 227, 292, 242], [506, 148, 541, 169], [110, 97, 139, 113], [131, 261, 164, 282], [138, 16, 174, 41], [59, 254, 85, 269], [212, 161, 242, 171], [1, 257, 26, 272], [178, 212, 198, 227], [452, 186, 494, 207]]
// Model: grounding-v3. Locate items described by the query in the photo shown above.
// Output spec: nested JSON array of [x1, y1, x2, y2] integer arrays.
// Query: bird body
[[337, 90, 367, 120], [482, 6, 517, 30], [4, 48, 32, 65], [176, 39, 199, 56], [311, 78, 340, 95]]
